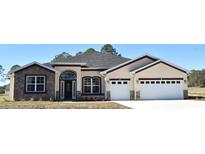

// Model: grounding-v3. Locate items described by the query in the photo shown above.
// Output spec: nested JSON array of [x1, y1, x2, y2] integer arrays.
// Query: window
[[26, 76, 45, 92], [112, 81, 116, 84], [171, 81, 175, 84], [166, 81, 170, 84], [161, 81, 165, 84], [146, 81, 150, 84], [176, 81, 180, 84], [83, 77, 92, 93], [83, 77, 100, 94], [151, 81, 155, 84], [123, 81, 128, 84], [92, 77, 100, 94], [156, 81, 160, 84], [60, 71, 76, 80], [140, 81, 145, 84], [118, 81, 122, 84]]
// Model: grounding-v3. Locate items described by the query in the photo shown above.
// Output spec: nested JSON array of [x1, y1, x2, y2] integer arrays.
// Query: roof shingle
[[51, 50, 130, 68]]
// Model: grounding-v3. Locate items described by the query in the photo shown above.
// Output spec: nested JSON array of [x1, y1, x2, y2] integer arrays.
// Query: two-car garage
[[139, 79, 184, 100], [110, 79, 184, 100], [102, 54, 188, 101]]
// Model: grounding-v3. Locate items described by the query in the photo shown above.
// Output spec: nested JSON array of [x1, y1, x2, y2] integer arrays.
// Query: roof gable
[[101, 54, 159, 74], [12, 62, 58, 74], [130, 60, 188, 74]]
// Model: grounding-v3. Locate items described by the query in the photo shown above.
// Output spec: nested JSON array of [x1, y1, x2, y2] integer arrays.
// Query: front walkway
[[115, 100, 205, 109]]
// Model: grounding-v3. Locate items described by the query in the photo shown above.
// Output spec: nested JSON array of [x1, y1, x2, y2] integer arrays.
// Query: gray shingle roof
[[51, 50, 130, 68]]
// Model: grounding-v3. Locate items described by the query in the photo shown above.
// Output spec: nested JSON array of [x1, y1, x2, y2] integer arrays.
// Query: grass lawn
[[0, 94, 130, 109], [188, 87, 205, 97]]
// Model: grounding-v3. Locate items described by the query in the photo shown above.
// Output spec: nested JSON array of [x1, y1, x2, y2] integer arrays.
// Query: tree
[[0, 65, 5, 82], [6, 65, 21, 78], [101, 44, 121, 56], [76, 51, 83, 56], [10, 65, 21, 71], [8, 65, 21, 74], [0, 84, 9, 94], [85, 48, 96, 53], [188, 69, 205, 87], [52, 52, 72, 62]]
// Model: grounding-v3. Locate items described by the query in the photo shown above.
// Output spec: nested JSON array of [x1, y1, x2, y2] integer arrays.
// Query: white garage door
[[140, 80, 183, 100], [110, 81, 130, 100]]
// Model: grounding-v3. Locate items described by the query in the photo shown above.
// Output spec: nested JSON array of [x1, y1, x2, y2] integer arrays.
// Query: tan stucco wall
[[135, 62, 188, 91], [54, 66, 82, 96], [54, 66, 105, 96], [105, 57, 155, 91], [9, 74, 14, 100], [81, 71, 105, 94]]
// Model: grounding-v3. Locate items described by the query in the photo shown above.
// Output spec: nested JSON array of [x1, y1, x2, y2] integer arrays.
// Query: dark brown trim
[[139, 78, 184, 80], [24, 74, 47, 94], [52, 64, 84, 67], [110, 78, 131, 81], [82, 76, 102, 95], [15, 64, 56, 73], [81, 69, 107, 71], [107, 55, 157, 73], [162, 78, 184, 80], [135, 61, 187, 74], [81, 94, 105, 96], [139, 78, 161, 80]]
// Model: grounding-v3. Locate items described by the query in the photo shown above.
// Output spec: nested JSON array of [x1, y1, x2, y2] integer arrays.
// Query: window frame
[[82, 76, 101, 95], [26, 75, 46, 93]]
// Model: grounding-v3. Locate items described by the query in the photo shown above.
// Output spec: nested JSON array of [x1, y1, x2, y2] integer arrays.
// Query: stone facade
[[106, 91, 111, 101], [14, 65, 55, 101], [183, 90, 188, 99], [130, 90, 134, 100], [136, 91, 140, 100], [76, 91, 105, 101]]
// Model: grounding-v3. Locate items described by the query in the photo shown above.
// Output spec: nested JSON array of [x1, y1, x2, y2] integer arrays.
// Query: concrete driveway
[[115, 100, 205, 109]]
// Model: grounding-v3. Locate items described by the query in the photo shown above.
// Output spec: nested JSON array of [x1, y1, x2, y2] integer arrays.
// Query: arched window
[[60, 71, 76, 80], [83, 77, 101, 94]]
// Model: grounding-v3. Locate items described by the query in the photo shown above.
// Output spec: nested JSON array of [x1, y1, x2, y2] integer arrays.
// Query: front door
[[65, 81, 72, 100]]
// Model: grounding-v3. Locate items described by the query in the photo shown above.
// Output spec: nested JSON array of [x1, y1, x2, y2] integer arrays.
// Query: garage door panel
[[110, 81, 130, 100], [140, 80, 183, 100]]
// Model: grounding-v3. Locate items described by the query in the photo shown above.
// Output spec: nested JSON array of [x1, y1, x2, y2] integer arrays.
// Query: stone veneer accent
[[130, 91, 134, 100], [106, 91, 111, 101], [136, 91, 140, 100], [14, 64, 55, 101], [56, 91, 60, 101], [183, 90, 188, 99], [76, 91, 105, 101], [76, 91, 82, 100]]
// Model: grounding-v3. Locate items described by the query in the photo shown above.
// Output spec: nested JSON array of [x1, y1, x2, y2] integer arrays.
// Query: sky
[[0, 44, 205, 85]]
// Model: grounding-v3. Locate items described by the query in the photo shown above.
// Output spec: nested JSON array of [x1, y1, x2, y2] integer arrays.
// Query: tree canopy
[[0, 65, 5, 82], [188, 69, 205, 87], [52, 52, 72, 61], [100, 44, 121, 56], [9, 65, 21, 73], [76, 51, 83, 56], [85, 48, 96, 53]]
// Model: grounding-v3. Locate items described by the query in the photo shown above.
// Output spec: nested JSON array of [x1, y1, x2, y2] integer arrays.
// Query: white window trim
[[26, 76, 46, 92], [83, 77, 100, 94]]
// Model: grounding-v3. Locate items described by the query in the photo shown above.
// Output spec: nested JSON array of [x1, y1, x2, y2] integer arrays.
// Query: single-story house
[[9, 50, 188, 101]]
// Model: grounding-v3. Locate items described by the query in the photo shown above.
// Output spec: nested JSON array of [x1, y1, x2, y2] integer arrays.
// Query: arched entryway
[[60, 71, 77, 100]]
